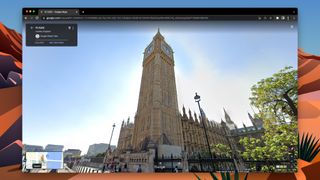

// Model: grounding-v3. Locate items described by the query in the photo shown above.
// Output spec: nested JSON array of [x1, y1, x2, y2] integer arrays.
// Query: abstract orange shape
[[0, 105, 21, 137], [0, 22, 22, 62], [295, 159, 311, 180], [301, 161, 320, 180]]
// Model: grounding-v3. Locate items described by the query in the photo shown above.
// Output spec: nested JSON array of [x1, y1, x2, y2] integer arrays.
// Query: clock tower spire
[[132, 30, 183, 151]]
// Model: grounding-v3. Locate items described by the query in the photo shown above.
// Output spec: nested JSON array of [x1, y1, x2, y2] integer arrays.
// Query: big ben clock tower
[[132, 29, 183, 151]]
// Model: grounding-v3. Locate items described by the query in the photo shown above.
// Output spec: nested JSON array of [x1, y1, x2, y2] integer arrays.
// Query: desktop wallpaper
[[0, 0, 319, 179]]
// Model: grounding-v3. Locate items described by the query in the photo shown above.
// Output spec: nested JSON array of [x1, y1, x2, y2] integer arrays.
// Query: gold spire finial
[[153, 28, 164, 40]]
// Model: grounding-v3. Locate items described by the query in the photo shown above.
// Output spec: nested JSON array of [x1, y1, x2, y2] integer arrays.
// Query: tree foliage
[[240, 66, 298, 172], [211, 143, 232, 158], [240, 122, 297, 160], [249, 66, 297, 123]]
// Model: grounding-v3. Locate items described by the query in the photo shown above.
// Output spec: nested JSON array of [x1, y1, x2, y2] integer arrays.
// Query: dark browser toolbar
[[23, 8, 298, 22]]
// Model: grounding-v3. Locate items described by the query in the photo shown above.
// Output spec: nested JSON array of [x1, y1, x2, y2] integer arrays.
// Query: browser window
[[22, 8, 298, 173]]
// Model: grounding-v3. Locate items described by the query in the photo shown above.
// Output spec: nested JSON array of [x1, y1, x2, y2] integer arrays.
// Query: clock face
[[161, 42, 171, 56], [165, 46, 170, 54], [145, 43, 154, 56]]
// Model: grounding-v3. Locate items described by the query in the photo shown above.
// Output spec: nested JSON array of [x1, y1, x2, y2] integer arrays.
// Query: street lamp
[[103, 123, 116, 172], [108, 123, 116, 151], [194, 92, 215, 172]]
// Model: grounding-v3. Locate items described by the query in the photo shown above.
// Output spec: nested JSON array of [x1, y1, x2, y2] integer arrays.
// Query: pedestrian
[[174, 166, 178, 173], [124, 163, 128, 172], [137, 164, 142, 173]]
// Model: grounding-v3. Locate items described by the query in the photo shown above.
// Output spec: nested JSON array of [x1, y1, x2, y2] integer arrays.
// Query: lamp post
[[103, 123, 116, 172], [108, 123, 116, 151], [194, 92, 215, 172]]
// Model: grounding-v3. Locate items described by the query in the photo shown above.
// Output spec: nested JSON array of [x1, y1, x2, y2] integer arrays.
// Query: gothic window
[[147, 116, 150, 129], [168, 93, 171, 106], [162, 113, 166, 129], [162, 91, 166, 106], [149, 93, 152, 105], [141, 121, 144, 131]]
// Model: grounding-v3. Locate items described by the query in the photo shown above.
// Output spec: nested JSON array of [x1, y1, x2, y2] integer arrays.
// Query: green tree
[[249, 66, 297, 123], [240, 66, 298, 172], [211, 143, 232, 158]]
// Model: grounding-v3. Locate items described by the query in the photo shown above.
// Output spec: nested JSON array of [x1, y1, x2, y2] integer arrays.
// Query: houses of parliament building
[[117, 107, 264, 157]]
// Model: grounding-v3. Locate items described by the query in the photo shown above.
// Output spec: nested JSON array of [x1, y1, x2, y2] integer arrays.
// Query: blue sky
[[0, 0, 319, 54], [23, 21, 296, 154]]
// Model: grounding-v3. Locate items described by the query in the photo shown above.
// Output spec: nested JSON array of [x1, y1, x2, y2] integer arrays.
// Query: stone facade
[[131, 29, 183, 151], [117, 149, 156, 172], [117, 118, 134, 153], [180, 106, 229, 155], [179, 106, 264, 156], [115, 30, 265, 171]]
